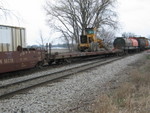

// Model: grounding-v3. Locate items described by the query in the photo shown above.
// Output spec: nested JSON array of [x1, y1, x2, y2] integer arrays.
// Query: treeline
[[27, 43, 68, 48]]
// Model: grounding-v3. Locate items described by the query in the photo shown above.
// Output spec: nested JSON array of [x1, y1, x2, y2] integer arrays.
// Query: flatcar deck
[[49, 49, 122, 60]]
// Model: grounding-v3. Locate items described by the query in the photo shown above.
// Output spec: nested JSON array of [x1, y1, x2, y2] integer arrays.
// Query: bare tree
[[36, 30, 52, 49], [44, 0, 118, 50], [122, 32, 136, 38], [0, 0, 20, 23], [0, 1, 11, 18], [98, 28, 115, 44]]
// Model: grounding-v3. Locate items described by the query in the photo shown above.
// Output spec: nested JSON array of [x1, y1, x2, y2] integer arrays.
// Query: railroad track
[[0, 56, 123, 98], [0, 55, 105, 80]]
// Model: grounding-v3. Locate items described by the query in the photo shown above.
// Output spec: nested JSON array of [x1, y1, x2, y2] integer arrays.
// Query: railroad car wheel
[[117, 52, 124, 56], [55, 59, 64, 65], [48, 60, 54, 65], [64, 59, 72, 64], [35, 61, 44, 69]]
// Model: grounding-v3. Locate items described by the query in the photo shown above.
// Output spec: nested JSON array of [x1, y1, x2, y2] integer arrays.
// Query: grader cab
[[78, 28, 104, 52]]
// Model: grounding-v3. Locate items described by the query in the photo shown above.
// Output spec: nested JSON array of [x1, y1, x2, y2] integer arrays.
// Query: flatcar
[[0, 25, 45, 74]]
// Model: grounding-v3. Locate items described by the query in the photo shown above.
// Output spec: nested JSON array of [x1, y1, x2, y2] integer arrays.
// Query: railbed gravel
[[0, 52, 145, 113]]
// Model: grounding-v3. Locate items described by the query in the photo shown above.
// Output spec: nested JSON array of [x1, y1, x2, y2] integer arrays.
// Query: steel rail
[[0, 57, 123, 98]]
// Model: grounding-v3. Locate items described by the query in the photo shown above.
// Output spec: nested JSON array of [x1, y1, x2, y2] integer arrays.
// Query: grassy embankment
[[94, 54, 150, 113]]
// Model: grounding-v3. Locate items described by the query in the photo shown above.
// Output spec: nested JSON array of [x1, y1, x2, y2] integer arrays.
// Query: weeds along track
[[0, 56, 123, 98]]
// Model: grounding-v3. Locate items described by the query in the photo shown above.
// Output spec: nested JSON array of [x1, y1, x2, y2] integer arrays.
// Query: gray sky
[[0, 0, 150, 45], [118, 0, 150, 37]]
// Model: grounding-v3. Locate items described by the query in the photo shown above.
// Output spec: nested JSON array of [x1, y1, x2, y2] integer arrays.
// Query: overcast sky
[[118, 0, 150, 37], [0, 0, 150, 45]]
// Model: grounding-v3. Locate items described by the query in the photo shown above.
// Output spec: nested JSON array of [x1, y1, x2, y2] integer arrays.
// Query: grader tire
[[90, 42, 99, 52]]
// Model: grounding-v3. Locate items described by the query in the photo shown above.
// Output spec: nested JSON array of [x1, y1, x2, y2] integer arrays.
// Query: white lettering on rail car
[[3, 58, 14, 64]]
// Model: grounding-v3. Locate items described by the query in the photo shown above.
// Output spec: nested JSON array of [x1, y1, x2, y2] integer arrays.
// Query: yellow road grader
[[78, 28, 108, 52]]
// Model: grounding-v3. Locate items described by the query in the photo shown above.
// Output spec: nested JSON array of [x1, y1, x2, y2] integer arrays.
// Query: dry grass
[[94, 95, 117, 113], [92, 56, 150, 113]]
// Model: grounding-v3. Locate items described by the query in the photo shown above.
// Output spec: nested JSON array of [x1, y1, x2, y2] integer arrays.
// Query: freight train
[[113, 37, 150, 52], [0, 25, 149, 74]]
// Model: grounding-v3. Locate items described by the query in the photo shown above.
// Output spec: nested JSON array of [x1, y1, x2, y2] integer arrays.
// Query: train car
[[113, 37, 139, 52], [46, 48, 122, 64], [130, 37, 147, 50], [0, 25, 45, 74], [145, 38, 149, 49], [148, 39, 150, 49]]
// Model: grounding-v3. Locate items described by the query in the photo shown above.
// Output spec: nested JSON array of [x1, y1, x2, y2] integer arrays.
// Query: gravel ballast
[[0, 53, 145, 113]]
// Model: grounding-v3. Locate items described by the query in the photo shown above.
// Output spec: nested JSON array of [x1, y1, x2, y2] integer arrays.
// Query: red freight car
[[0, 25, 45, 74]]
